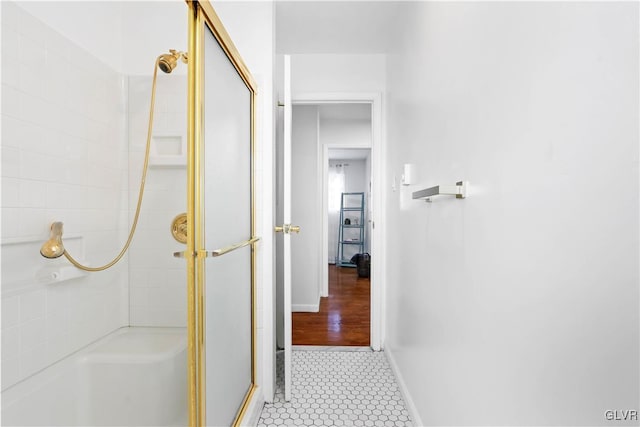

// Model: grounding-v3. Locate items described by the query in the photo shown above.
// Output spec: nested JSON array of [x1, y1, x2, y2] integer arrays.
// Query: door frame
[[291, 92, 384, 351]]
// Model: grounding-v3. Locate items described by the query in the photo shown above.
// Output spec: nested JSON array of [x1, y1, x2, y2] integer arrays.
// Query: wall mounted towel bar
[[412, 181, 468, 202]]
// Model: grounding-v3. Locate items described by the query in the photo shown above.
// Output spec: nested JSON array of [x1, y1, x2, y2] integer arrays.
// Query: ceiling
[[276, 1, 401, 54]]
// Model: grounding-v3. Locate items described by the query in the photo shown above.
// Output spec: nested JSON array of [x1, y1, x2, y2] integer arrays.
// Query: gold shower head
[[40, 222, 65, 259], [158, 49, 188, 74]]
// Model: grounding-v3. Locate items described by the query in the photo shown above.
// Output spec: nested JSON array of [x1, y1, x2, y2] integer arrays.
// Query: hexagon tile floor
[[258, 349, 413, 426]]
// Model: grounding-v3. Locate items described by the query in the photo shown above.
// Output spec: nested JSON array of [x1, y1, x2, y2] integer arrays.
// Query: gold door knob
[[274, 224, 301, 234]]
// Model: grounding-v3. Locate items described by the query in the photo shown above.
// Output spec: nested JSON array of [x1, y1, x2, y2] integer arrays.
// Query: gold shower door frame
[[185, 1, 258, 426]]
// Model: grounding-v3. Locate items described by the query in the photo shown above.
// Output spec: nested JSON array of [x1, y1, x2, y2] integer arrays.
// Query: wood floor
[[292, 265, 370, 346]]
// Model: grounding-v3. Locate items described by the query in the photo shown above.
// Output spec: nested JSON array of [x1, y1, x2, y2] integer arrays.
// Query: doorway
[[274, 86, 384, 401], [293, 145, 372, 346], [277, 103, 375, 347]]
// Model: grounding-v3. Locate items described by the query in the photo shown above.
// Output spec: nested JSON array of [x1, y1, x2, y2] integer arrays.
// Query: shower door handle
[[172, 237, 260, 259], [208, 237, 260, 257]]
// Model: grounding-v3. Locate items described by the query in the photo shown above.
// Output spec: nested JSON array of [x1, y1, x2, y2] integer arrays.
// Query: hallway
[[258, 350, 412, 426], [293, 265, 370, 346]]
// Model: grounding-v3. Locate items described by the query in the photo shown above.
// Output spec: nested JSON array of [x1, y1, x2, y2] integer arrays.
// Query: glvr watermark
[[605, 410, 638, 421]]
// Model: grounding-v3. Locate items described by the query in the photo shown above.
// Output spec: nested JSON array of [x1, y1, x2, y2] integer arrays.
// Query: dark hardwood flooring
[[292, 265, 370, 346]]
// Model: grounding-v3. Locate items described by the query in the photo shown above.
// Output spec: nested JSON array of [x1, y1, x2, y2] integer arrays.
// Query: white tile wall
[[127, 75, 187, 327], [1, 1, 129, 390]]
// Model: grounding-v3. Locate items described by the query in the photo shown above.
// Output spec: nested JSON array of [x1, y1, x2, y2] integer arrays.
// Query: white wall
[[11, 1, 127, 74], [321, 119, 371, 147], [385, 2, 639, 426], [1, 2, 129, 389], [291, 54, 385, 96], [15, 0, 188, 76], [290, 105, 321, 311]]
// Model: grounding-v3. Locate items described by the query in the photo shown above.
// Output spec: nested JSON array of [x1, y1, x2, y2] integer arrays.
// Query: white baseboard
[[292, 303, 319, 312], [239, 385, 265, 427], [385, 348, 424, 427]]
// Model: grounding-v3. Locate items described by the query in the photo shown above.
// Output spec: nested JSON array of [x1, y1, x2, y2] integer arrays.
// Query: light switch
[[401, 164, 413, 186]]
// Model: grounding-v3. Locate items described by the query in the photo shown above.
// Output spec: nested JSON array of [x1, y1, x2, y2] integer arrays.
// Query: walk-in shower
[[39, 49, 188, 272], [2, 1, 258, 426], [1, 0, 191, 423]]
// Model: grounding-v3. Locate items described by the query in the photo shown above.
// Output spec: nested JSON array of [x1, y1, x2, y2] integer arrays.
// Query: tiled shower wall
[[127, 74, 187, 327], [1, 2, 129, 389]]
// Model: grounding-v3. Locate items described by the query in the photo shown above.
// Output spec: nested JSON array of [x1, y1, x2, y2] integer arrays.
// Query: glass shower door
[[186, 2, 258, 426], [202, 24, 253, 427]]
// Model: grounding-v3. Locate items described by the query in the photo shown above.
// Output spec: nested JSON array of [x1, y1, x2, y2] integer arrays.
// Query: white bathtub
[[1, 327, 188, 427]]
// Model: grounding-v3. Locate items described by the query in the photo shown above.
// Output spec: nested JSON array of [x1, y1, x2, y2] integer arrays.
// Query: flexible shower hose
[[63, 57, 163, 272]]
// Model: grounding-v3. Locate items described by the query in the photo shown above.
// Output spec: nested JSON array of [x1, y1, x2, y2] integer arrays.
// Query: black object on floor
[[350, 253, 371, 278]]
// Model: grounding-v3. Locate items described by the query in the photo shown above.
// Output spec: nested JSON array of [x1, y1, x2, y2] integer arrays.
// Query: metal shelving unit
[[336, 192, 365, 267]]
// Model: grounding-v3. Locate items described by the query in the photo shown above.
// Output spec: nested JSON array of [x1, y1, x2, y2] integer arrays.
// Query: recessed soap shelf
[[149, 133, 186, 168]]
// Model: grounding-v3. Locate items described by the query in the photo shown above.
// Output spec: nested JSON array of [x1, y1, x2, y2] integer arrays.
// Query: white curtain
[[328, 164, 346, 263], [328, 164, 345, 212]]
